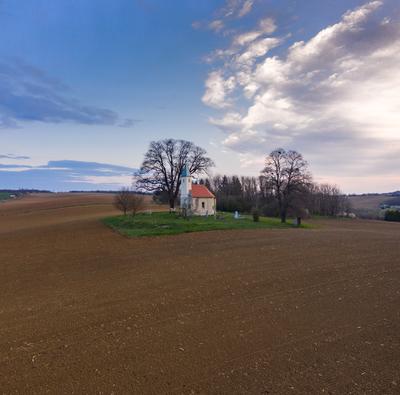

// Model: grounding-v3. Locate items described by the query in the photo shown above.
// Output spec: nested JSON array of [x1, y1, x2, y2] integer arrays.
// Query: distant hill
[[0, 189, 52, 194], [0, 189, 52, 202], [349, 192, 400, 219]]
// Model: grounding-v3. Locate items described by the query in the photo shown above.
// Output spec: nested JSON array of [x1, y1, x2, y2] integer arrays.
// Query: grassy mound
[[103, 211, 308, 237]]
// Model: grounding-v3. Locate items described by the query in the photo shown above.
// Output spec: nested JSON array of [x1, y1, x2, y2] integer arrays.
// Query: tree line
[[199, 148, 351, 222], [199, 175, 351, 220]]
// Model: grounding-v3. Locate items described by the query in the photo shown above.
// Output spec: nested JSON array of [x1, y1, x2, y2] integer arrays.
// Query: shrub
[[261, 200, 279, 217], [114, 188, 132, 215], [384, 210, 400, 222], [114, 188, 145, 217], [130, 194, 145, 218], [252, 208, 260, 222]]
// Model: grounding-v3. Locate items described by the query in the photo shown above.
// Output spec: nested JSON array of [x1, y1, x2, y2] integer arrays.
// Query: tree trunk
[[169, 197, 175, 210], [277, 197, 286, 223]]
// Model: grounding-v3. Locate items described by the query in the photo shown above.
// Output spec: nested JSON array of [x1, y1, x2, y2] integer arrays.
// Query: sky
[[0, 0, 399, 193]]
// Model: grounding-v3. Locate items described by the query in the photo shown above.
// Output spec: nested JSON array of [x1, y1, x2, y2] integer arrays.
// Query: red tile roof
[[192, 184, 215, 198]]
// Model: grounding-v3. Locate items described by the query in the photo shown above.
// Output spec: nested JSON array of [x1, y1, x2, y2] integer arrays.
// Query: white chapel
[[179, 165, 216, 216]]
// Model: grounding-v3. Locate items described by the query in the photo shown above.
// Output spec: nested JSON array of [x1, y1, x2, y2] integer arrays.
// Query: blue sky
[[0, 0, 399, 192]]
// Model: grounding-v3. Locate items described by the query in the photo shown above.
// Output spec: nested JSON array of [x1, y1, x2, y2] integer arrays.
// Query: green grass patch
[[0, 192, 13, 202], [103, 211, 310, 237]]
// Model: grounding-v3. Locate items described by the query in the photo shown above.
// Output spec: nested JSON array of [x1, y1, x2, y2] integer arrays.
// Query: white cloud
[[259, 17, 277, 34], [208, 19, 225, 33], [204, 17, 280, 69], [0, 167, 33, 172], [202, 71, 236, 108], [237, 0, 254, 18], [69, 174, 133, 186], [0, 166, 70, 172], [196, 0, 256, 36], [221, 0, 254, 19], [233, 30, 263, 47], [202, 1, 400, 192], [235, 37, 281, 66]]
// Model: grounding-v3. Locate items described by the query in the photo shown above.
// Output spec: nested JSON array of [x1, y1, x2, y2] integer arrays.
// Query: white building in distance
[[179, 165, 216, 216]]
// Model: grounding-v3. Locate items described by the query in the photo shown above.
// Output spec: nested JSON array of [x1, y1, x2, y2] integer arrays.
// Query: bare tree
[[114, 188, 146, 217], [306, 183, 351, 217], [114, 188, 133, 216], [135, 139, 214, 210], [261, 149, 312, 223], [130, 194, 145, 217]]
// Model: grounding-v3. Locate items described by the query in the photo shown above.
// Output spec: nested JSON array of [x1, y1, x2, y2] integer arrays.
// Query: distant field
[[348, 194, 392, 210], [1, 193, 400, 393], [348, 194, 400, 218]]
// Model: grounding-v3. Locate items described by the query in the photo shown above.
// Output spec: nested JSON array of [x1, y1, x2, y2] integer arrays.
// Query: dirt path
[[1, 194, 399, 394]]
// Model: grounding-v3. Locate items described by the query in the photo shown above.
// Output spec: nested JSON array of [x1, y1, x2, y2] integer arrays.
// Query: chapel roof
[[192, 184, 215, 198]]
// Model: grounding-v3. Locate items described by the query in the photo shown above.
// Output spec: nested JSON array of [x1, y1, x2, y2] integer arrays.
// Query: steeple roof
[[180, 165, 190, 177]]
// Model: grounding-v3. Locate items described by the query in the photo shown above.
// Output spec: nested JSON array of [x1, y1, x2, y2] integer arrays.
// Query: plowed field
[[1, 193, 399, 394]]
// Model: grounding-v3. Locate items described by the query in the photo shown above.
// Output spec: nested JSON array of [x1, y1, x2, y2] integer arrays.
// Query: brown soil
[[1, 193, 399, 394]]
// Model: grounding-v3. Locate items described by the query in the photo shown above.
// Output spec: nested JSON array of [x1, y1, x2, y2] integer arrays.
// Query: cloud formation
[[0, 153, 30, 160], [202, 1, 400, 192], [202, 16, 280, 108], [193, 0, 255, 34], [233, 18, 277, 46], [202, 71, 236, 108], [219, 0, 254, 19], [0, 159, 137, 190], [118, 118, 143, 128], [0, 58, 134, 128]]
